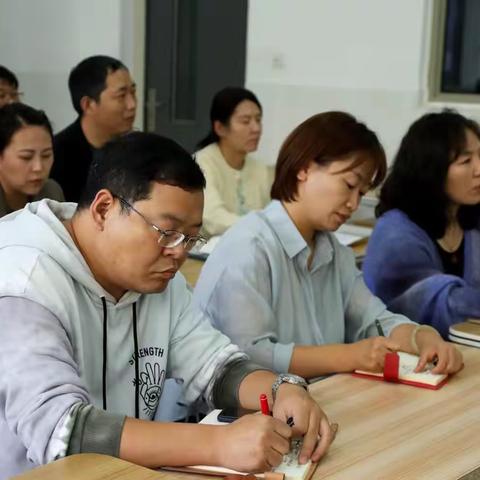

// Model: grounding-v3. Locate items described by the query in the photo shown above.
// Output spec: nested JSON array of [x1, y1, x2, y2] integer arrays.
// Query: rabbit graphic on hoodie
[[0, 200, 243, 479]]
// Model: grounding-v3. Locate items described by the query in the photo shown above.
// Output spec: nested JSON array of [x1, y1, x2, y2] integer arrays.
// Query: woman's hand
[[349, 337, 401, 372], [414, 329, 464, 374]]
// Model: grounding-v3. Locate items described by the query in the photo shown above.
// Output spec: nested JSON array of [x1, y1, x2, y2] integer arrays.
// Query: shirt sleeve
[[0, 296, 125, 465], [199, 158, 240, 236], [166, 279, 248, 408], [194, 241, 294, 373], [212, 358, 270, 408], [363, 213, 480, 337], [336, 243, 415, 342]]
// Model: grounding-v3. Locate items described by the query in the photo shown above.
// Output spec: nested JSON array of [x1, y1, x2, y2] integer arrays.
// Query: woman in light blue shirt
[[193, 111, 462, 379]]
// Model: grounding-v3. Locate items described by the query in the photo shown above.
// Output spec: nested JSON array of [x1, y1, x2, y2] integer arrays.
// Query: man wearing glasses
[[0, 65, 22, 107], [0, 132, 334, 479]]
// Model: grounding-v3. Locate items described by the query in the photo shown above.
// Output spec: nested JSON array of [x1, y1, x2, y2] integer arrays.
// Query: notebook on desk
[[353, 351, 448, 390], [162, 409, 317, 480], [449, 320, 480, 348]]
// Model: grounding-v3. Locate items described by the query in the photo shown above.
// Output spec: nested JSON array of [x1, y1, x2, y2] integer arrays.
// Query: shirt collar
[[262, 200, 333, 268]]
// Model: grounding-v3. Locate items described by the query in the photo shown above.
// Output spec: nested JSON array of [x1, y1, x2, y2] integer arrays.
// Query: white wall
[[0, 0, 144, 133], [245, 0, 432, 164], [2, 0, 480, 165]]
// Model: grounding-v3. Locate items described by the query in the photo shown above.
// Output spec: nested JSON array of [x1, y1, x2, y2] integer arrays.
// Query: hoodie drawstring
[[132, 302, 140, 419], [101, 296, 108, 410], [101, 298, 140, 419]]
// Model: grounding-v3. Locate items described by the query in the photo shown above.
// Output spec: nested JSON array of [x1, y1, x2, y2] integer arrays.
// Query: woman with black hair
[[194, 87, 272, 237], [363, 110, 480, 338], [0, 103, 63, 216]]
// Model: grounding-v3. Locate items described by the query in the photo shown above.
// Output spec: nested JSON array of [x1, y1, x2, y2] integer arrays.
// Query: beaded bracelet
[[411, 324, 439, 354]]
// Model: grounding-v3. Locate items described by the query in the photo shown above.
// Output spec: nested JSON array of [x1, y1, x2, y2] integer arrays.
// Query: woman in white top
[[195, 87, 272, 237]]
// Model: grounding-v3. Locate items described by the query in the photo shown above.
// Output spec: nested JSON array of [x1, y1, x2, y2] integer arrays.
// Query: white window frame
[[428, 0, 480, 104]]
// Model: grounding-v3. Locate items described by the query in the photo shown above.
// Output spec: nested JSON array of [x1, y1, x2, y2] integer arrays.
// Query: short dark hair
[[271, 111, 387, 202], [68, 55, 127, 115], [197, 86, 262, 149], [0, 103, 53, 154], [77, 132, 206, 210], [0, 65, 18, 88], [376, 110, 480, 238]]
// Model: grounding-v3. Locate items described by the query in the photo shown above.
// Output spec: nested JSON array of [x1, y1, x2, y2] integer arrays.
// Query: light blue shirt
[[193, 200, 414, 373]]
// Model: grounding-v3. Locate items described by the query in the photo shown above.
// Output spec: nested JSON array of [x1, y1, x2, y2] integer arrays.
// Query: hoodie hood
[[0, 199, 139, 305]]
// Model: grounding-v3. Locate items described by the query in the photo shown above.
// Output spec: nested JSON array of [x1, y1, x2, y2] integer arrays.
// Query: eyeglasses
[[115, 196, 207, 251], [0, 89, 23, 103]]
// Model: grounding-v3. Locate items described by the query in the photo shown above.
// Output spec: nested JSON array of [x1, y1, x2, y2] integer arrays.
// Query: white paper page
[[397, 352, 446, 385], [333, 232, 362, 246]]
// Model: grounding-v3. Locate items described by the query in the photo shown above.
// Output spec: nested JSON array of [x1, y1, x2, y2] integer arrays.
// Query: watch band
[[271, 373, 308, 402]]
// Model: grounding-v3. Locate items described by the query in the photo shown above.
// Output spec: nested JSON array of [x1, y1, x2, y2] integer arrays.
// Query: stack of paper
[[449, 320, 480, 348]]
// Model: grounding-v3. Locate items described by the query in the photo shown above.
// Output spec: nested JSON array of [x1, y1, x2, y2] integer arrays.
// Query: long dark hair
[[377, 110, 480, 238], [197, 87, 262, 149]]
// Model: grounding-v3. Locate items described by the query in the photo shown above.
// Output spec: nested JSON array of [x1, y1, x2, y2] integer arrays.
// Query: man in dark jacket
[[51, 55, 137, 201]]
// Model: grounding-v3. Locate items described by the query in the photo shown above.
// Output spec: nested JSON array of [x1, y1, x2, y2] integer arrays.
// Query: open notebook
[[161, 409, 317, 480], [353, 351, 448, 390]]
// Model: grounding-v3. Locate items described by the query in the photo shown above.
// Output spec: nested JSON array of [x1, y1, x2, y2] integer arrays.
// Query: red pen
[[260, 393, 270, 415]]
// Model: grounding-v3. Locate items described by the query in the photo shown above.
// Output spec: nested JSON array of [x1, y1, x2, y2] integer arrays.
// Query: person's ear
[[80, 96, 96, 116], [213, 120, 227, 139], [297, 166, 310, 182], [297, 161, 316, 182], [89, 189, 116, 231]]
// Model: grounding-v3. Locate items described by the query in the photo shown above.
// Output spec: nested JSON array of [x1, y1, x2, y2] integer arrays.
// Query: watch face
[[280, 374, 306, 385]]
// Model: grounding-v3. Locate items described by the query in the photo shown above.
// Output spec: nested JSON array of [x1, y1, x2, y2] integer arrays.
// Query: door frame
[[120, 0, 146, 131]]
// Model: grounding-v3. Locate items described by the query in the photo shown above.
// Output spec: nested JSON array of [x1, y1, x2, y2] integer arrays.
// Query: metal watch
[[272, 373, 308, 401]]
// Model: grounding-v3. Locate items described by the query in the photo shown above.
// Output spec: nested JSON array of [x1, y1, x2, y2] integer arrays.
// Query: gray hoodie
[[0, 200, 244, 478]]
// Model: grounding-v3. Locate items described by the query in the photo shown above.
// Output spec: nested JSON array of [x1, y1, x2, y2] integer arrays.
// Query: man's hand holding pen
[[272, 383, 336, 465]]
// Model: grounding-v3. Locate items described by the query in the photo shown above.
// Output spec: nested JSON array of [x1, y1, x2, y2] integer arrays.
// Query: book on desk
[[449, 319, 480, 348], [353, 351, 448, 390], [162, 409, 317, 480]]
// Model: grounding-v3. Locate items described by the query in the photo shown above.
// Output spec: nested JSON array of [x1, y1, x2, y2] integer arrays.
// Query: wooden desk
[[12, 454, 164, 480], [15, 345, 480, 480], [180, 238, 369, 287], [308, 344, 480, 479]]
